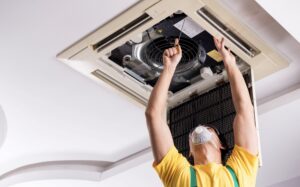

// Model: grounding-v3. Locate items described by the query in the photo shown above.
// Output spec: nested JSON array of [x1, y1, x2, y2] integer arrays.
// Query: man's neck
[[193, 148, 222, 165]]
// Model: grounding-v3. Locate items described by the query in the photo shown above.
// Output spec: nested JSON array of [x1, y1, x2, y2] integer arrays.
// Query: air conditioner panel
[[105, 10, 256, 97], [57, 0, 289, 108]]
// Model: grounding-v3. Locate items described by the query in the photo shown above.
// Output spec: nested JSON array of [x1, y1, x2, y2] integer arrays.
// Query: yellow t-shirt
[[153, 145, 258, 187]]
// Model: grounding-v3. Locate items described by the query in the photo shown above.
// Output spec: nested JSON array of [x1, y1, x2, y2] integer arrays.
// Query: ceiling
[[0, 0, 299, 186], [255, 0, 300, 43]]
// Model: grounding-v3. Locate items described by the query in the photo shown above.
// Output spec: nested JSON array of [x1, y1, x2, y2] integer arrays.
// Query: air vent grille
[[197, 7, 260, 57], [93, 13, 152, 52], [91, 69, 147, 105]]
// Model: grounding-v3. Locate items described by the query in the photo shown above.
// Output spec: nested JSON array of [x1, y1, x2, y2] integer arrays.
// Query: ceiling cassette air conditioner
[[57, 0, 288, 109]]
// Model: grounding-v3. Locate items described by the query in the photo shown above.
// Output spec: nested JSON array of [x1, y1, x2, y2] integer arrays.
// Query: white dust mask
[[190, 126, 213, 144]]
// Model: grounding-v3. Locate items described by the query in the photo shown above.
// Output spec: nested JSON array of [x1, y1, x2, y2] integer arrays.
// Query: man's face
[[189, 126, 223, 157]]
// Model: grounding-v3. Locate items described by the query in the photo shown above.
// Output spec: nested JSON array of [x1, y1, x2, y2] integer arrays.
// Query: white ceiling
[[0, 0, 147, 178], [257, 98, 300, 186], [256, 0, 300, 43], [220, 0, 300, 101], [0, 0, 300, 186]]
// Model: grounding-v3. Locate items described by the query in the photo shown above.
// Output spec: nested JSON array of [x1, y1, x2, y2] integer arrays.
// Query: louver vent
[[93, 13, 152, 52], [197, 7, 260, 57]]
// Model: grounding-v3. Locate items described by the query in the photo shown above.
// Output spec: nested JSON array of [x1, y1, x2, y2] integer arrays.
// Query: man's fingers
[[213, 37, 219, 46], [177, 44, 182, 54], [176, 45, 182, 55], [229, 49, 234, 57], [220, 37, 225, 50], [214, 37, 235, 59], [174, 38, 182, 54], [213, 37, 220, 50], [213, 36, 218, 44], [172, 47, 177, 55], [164, 38, 182, 58], [174, 38, 179, 46], [164, 49, 170, 57], [168, 48, 174, 56]]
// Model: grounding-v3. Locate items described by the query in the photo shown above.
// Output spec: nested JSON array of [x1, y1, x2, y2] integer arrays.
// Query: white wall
[[10, 98, 300, 187], [11, 161, 162, 187]]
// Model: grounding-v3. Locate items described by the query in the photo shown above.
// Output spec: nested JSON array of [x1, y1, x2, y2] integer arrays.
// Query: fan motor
[[142, 37, 206, 74]]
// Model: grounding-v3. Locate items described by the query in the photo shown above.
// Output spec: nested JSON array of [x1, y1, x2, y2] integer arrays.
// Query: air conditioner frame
[[57, 0, 288, 110]]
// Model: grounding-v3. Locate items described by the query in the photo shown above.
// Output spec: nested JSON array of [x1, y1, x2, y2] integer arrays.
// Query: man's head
[[189, 125, 224, 164]]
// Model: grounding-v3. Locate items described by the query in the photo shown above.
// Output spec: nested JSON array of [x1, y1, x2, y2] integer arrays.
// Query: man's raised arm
[[145, 39, 182, 163], [214, 37, 258, 155]]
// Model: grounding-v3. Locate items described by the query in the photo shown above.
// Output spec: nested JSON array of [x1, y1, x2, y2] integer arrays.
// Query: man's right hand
[[145, 39, 182, 164]]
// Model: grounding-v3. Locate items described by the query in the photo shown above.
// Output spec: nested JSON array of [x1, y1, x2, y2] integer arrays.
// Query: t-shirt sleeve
[[226, 144, 259, 187], [153, 146, 190, 187]]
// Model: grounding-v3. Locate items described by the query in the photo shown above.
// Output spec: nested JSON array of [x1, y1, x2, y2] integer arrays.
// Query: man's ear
[[218, 135, 227, 150], [220, 144, 225, 150], [189, 150, 194, 158], [188, 139, 194, 158]]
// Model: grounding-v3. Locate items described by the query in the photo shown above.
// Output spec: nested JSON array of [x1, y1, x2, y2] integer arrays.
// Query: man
[[145, 37, 259, 187]]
